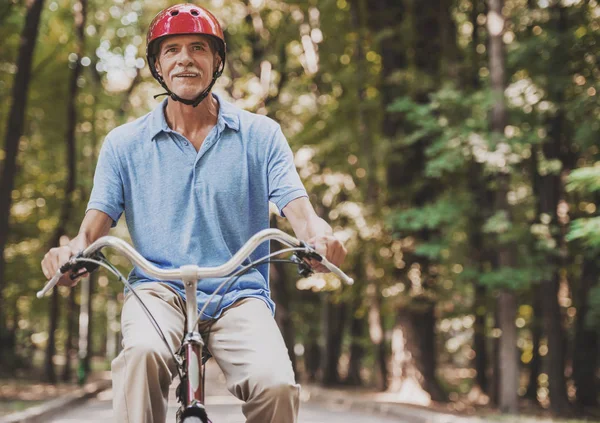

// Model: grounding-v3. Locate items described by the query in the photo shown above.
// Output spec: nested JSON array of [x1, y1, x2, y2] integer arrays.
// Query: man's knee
[[261, 381, 300, 403], [249, 369, 299, 402], [123, 339, 172, 369]]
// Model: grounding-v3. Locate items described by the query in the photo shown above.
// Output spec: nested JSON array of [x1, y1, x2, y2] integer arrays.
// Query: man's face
[[155, 34, 220, 101]]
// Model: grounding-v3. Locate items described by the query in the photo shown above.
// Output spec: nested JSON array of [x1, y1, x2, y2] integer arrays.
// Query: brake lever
[[290, 241, 325, 278], [290, 254, 314, 278], [293, 242, 354, 285], [294, 241, 322, 262]]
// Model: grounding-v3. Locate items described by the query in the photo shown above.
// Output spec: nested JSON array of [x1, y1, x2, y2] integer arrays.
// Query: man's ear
[[155, 58, 163, 78]]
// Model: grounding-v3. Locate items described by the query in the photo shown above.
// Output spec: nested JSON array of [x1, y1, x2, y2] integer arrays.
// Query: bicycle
[[37, 228, 353, 423]]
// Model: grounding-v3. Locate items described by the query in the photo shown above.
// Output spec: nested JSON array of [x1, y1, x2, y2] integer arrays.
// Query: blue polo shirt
[[86, 93, 307, 319]]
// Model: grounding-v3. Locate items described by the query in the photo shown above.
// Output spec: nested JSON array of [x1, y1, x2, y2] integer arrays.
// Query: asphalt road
[[47, 362, 406, 423], [46, 393, 405, 422]]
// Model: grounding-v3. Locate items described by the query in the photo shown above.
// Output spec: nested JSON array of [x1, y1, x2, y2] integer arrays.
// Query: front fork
[[176, 333, 208, 423], [176, 267, 210, 423]]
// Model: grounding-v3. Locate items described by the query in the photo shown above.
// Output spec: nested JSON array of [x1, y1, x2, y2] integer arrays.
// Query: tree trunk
[[536, 4, 572, 414], [525, 286, 542, 401], [467, 161, 494, 396], [0, 0, 46, 367], [62, 288, 78, 382], [470, 0, 482, 89], [269, 215, 297, 376], [468, 0, 491, 396], [572, 257, 599, 407], [44, 288, 59, 383], [488, 0, 519, 413], [345, 287, 366, 386], [304, 293, 321, 383], [397, 300, 446, 401], [368, 0, 405, 392], [321, 292, 346, 386], [497, 290, 518, 412], [105, 295, 119, 362], [491, 307, 500, 406], [43, 0, 86, 383], [349, 0, 384, 390], [524, 141, 542, 403], [368, 0, 405, 202], [8, 301, 19, 369], [367, 283, 389, 391], [389, 302, 443, 405], [82, 271, 95, 374], [473, 284, 489, 394], [540, 274, 570, 412]]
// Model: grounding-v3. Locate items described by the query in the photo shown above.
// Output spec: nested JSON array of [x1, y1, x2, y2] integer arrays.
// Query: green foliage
[[567, 217, 600, 249], [479, 267, 542, 291], [566, 166, 600, 194], [390, 197, 465, 232], [414, 240, 446, 261], [2, 0, 600, 399]]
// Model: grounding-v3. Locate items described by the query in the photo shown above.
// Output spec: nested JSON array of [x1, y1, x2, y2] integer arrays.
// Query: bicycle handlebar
[[37, 228, 353, 298]]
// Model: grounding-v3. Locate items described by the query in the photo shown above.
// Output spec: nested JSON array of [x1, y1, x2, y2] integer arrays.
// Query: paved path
[[47, 362, 407, 423]]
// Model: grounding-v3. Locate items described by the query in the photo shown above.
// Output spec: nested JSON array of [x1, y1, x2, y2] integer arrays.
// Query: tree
[[43, 0, 87, 384], [487, 0, 518, 413], [0, 0, 46, 369], [566, 167, 600, 407]]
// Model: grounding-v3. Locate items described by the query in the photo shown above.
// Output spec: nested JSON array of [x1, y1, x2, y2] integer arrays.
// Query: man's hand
[[307, 235, 347, 273], [282, 197, 348, 274], [41, 235, 89, 287]]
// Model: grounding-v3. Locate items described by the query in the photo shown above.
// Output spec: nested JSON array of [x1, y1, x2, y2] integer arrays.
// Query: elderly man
[[41, 4, 346, 423]]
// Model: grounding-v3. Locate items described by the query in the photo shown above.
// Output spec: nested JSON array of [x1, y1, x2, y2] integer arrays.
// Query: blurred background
[[0, 0, 599, 419]]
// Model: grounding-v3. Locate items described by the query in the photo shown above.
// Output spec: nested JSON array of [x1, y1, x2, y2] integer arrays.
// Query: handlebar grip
[[320, 257, 354, 285], [36, 270, 62, 298]]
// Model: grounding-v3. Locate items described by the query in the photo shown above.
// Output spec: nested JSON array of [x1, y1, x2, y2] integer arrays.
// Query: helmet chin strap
[[153, 68, 223, 108]]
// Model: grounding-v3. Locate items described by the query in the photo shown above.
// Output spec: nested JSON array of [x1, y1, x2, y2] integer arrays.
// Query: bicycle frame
[[37, 228, 353, 423], [176, 272, 209, 422]]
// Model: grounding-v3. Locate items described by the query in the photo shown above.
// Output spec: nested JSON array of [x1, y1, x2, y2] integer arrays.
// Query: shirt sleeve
[[86, 136, 125, 227], [267, 126, 308, 216]]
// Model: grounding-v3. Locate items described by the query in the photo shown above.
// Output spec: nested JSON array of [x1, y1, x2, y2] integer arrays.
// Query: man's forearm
[[283, 197, 332, 241], [68, 210, 113, 251], [293, 215, 332, 241]]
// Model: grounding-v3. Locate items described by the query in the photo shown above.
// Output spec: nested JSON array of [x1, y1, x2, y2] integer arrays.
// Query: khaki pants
[[111, 283, 299, 423]]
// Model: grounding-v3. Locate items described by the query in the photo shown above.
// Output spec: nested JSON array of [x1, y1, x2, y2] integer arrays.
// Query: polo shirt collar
[[149, 93, 240, 141], [149, 98, 170, 140], [213, 92, 240, 132]]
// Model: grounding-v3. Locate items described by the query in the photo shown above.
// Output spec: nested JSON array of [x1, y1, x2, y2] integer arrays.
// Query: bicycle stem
[[181, 265, 200, 334]]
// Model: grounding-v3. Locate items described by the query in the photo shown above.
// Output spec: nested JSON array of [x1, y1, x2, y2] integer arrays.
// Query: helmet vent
[[170, 10, 179, 16], [191, 9, 199, 16]]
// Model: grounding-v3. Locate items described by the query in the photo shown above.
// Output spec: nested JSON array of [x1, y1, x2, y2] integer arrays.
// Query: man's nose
[[175, 47, 193, 66]]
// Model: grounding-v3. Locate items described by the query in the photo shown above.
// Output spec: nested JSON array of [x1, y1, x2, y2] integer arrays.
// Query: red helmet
[[146, 4, 226, 105]]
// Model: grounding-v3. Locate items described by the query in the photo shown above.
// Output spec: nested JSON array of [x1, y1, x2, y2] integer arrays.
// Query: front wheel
[[179, 401, 210, 423]]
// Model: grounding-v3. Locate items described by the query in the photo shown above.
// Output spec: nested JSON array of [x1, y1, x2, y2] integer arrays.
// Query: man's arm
[[282, 197, 347, 271], [41, 210, 113, 286], [75, 209, 114, 246]]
